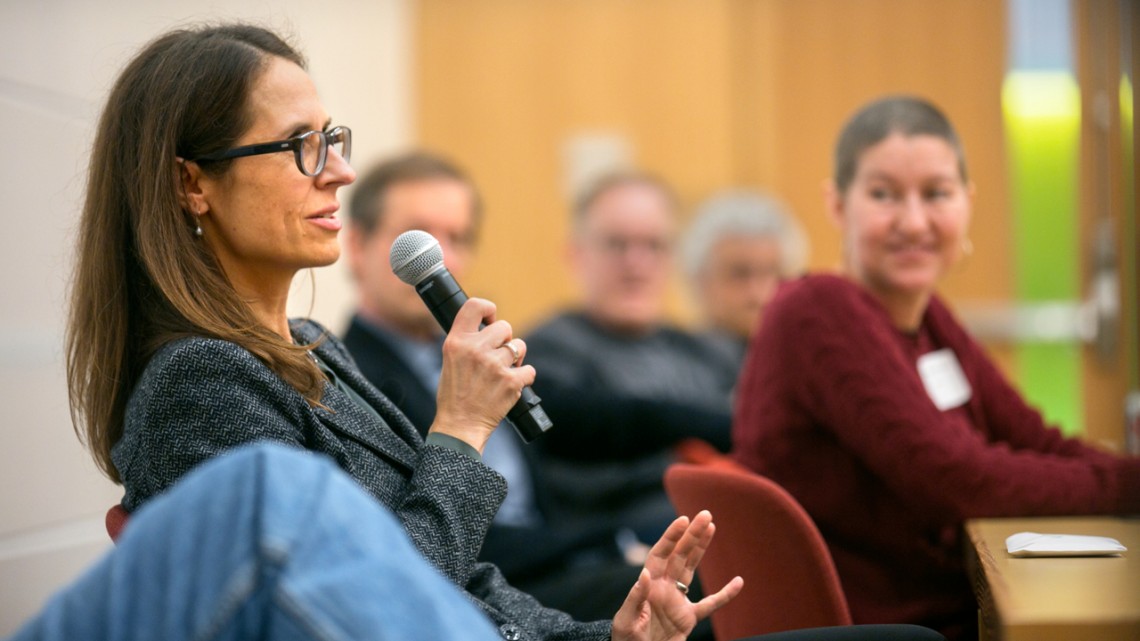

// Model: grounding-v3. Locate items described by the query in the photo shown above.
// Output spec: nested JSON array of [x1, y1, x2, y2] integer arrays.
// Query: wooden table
[[965, 516, 1140, 641]]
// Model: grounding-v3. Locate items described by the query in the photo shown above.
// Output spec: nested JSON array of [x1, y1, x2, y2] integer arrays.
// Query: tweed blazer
[[112, 319, 611, 641]]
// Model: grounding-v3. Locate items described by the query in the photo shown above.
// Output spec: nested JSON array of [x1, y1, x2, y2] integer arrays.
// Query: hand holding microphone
[[390, 230, 553, 443]]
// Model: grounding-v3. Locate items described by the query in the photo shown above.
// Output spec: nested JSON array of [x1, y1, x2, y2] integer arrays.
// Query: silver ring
[[675, 580, 689, 595], [501, 340, 521, 365]]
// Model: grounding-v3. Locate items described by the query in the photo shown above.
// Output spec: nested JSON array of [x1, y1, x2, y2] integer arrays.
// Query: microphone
[[389, 230, 553, 443]]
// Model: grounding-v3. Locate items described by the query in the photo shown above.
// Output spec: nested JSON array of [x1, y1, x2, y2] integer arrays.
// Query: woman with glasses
[[65, 22, 743, 641], [732, 96, 1140, 640]]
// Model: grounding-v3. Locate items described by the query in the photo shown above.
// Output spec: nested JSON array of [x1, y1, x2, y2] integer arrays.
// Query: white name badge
[[916, 348, 972, 411]]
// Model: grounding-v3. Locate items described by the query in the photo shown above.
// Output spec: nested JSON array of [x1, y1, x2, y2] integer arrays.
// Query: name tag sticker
[[916, 348, 972, 411]]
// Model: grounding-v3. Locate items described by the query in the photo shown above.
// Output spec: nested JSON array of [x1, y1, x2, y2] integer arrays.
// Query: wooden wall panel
[[417, 0, 737, 327], [417, 0, 1011, 334], [1075, 0, 1137, 449]]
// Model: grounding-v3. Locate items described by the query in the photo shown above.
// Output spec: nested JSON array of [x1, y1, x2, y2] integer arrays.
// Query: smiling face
[[192, 55, 356, 296], [830, 132, 972, 313]]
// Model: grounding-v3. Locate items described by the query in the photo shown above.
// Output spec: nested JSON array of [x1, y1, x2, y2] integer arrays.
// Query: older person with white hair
[[682, 189, 807, 367]]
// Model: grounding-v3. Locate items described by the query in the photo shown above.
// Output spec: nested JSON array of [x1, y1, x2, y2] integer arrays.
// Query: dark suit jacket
[[342, 316, 439, 433], [112, 319, 610, 641], [342, 315, 627, 581]]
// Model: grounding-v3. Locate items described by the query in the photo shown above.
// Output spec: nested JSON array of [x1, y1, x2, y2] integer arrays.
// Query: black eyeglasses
[[189, 126, 351, 176]]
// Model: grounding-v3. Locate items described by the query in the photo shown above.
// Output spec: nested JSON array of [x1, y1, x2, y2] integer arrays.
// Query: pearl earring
[[193, 206, 204, 237]]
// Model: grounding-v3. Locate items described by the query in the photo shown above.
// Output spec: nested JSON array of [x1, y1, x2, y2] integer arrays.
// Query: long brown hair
[[68, 23, 325, 482]]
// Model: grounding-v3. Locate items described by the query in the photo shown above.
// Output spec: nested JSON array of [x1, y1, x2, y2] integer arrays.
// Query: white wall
[[0, 1, 412, 633]]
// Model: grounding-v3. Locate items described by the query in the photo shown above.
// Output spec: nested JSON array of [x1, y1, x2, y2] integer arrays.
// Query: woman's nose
[[896, 193, 929, 233], [320, 146, 356, 186]]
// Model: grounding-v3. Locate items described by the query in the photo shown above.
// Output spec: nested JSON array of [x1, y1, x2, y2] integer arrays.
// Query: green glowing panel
[[1016, 345, 1082, 435], [1121, 74, 1138, 389], [1002, 70, 1083, 435]]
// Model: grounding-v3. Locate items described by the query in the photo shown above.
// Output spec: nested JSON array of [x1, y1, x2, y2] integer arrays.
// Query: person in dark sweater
[[732, 95, 1140, 641], [340, 151, 644, 622], [525, 171, 738, 546]]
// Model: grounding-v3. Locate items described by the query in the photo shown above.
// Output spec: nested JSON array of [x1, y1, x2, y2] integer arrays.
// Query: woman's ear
[[824, 179, 844, 229], [175, 158, 208, 215]]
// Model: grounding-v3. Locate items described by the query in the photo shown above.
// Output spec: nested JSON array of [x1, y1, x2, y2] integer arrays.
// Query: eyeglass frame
[[187, 125, 352, 177]]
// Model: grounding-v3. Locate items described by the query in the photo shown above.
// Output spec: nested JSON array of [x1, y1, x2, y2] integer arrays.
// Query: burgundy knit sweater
[[732, 275, 1140, 640]]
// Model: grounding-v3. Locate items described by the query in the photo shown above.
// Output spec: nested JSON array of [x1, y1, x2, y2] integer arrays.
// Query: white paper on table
[[1006, 531, 1127, 557]]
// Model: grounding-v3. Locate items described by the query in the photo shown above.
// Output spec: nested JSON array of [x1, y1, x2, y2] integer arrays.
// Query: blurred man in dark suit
[[341, 151, 642, 622]]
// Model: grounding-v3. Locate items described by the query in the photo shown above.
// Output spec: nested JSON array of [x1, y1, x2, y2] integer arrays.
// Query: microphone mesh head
[[390, 230, 444, 285]]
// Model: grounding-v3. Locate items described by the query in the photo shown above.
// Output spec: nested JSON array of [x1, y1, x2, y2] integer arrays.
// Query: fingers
[[510, 363, 537, 390], [451, 297, 497, 332], [692, 575, 744, 621], [611, 568, 651, 639], [485, 334, 533, 387], [437, 298, 535, 429], [645, 510, 716, 584], [676, 514, 715, 578], [670, 511, 739, 621], [499, 338, 527, 367], [642, 514, 690, 571], [612, 518, 740, 641], [452, 299, 528, 364]]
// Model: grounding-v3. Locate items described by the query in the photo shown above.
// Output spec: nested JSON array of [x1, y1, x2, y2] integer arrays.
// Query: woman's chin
[[888, 278, 940, 299], [878, 264, 945, 295], [862, 272, 940, 302], [305, 246, 342, 268]]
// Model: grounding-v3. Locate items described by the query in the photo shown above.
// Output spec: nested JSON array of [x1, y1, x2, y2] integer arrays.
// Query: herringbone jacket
[[112, 319, 611, 641]]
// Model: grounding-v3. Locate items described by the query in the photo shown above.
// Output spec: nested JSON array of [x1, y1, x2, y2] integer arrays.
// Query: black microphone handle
[[415, 270, 553, 443]]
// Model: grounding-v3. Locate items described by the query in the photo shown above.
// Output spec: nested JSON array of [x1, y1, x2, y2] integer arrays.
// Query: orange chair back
[[663, 463, 852, 640], [106, 504, 129, 542]]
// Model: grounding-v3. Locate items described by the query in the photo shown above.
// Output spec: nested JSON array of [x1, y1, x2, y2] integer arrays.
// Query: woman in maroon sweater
[[732, 96, 1140, 641]]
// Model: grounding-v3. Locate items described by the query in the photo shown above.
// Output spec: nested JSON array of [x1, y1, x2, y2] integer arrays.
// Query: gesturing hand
[[612, 510, 743, 641]]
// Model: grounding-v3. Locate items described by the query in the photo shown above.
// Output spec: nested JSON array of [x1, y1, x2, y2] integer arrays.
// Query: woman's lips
[[307, 210, 342, 232], [889, 244, 937, 261], [305, 205, 339, 230]]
